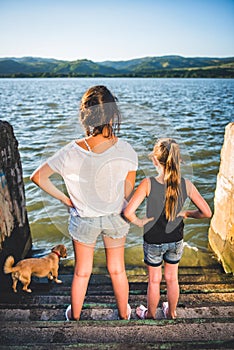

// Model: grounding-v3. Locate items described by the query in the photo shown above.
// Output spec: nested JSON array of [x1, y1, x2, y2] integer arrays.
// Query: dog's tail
[[4, 256, 17, 274]]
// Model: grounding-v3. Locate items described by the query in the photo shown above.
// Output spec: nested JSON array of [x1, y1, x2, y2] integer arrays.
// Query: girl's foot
[[127, 303, 132, 320], [136, 304, 148, 319], [162, 302, 169, 318], [118, 303, 132, 320], [162, 302, 177, 319], [65, 304, 72, 321], [65, 304, 77, 321]]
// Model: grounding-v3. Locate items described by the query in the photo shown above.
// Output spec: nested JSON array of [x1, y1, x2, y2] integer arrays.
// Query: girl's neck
[[84, 134, 118, 153], [154, 163, 165, 184], [87, 133, 116, 141], [155, 174, 165, 184]]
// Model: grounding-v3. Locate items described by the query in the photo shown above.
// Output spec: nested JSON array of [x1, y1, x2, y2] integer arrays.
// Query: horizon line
[[0, 54, 234, 62]]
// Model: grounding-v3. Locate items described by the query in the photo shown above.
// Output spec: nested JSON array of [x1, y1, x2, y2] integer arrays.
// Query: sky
[[0, 0, 233, 61]]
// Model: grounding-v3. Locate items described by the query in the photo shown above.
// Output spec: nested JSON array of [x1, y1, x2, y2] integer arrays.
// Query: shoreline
[[0, 74, 234, 79]]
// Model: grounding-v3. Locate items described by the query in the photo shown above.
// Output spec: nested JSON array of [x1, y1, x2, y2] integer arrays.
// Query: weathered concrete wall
[[0, 120, 32, 289], [208, 122, 234, 273]]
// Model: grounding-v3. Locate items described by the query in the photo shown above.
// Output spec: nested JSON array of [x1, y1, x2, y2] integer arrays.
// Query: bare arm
[[180, 179, 212, 219], [30, 163, 73, 207], [125, 171, 136, 201], [124, 178, 154, 227]]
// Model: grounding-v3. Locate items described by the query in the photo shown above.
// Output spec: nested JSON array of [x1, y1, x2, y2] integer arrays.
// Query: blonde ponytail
[[164, 142, 182, 221], [150, 138, 182, 221]]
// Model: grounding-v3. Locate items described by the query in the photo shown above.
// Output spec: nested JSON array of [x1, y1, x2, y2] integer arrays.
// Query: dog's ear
[[60, 245, 67, 258], [51, 246, 56, 252]]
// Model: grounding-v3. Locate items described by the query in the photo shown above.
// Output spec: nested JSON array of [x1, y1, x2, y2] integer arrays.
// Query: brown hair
[[150, 138, 182, 221], [79, 85, 121, 138]]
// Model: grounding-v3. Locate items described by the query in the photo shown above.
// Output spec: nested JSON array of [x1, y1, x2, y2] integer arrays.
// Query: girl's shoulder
[[139, 177, 151, 197], [117, 138, 135, 150], [183, 178, 193, 197], [116, 138, 138, 160]]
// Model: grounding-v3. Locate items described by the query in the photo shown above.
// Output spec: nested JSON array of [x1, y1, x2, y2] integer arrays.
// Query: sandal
[[136, 304, 148, 319], [65, 304, 72, 321], [118, 303, 132, 320], [162, 302, 169, 318], [162, 302, 177, 319], [127, 303, 132, 320]]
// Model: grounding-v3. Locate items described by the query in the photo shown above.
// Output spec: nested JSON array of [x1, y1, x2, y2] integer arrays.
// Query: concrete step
[[0, 319, 234, 347], [2, 270, 234, 295], [0, 342, 233, 349], [0, 304, 234, 322], [1, 292, 234, 309], [0, 267, 233, 348], [0, 341, 233, 350]]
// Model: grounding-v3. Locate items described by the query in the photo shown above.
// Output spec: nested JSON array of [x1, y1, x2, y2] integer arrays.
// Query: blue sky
[[0, 0, 233, 61]]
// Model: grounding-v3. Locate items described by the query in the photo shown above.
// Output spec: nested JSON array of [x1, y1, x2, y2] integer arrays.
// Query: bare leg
[[164, 262, 179, 319], [70, 240, 95, 320], [103, 236, 129, 319], [146, 265, 162, 319]]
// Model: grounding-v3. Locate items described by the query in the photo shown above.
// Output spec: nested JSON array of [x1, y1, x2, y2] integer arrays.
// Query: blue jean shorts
[[68, 209, 130, 244], [143, 240, 184, 267]]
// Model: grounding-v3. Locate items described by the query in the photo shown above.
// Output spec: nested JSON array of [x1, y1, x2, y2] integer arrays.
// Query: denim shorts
[[143, 240, 184, 267], [68, 209, 130, 244]]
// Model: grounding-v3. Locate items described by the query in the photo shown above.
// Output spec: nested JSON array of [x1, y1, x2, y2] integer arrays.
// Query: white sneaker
[[65, 304, 72, 321], [162, 302, 169, 319], [127, 303, 132, 320]]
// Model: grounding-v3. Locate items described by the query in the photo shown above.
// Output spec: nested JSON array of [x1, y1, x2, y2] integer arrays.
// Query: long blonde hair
[[151, 138, 182, 221]]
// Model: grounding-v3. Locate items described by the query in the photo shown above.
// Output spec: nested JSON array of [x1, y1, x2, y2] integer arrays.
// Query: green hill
[[99, 56, 234, 77], [0, 55, 233, 78], [53, 59, 118, 75]]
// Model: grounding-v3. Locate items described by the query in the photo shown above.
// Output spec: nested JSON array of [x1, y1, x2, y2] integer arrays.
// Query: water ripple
[[0, 77, 233, 264]]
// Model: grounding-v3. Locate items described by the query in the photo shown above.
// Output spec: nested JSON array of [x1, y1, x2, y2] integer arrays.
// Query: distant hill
[[99, 56, 234, 77], [0, 55, 233, 78], [99, 56, 234, 70], [52, 59, 118, 75]]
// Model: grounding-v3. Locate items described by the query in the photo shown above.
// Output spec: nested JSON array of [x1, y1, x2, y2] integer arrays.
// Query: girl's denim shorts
[[68, 209, 130, 244], [143, 240, 184, 267]]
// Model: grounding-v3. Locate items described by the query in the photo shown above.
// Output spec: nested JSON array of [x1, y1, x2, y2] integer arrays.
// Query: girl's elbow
[[123, 207, 128, 217], [30, 173, 35, 183], [205, 207, 212, 219], [123, 208, 131, 220], [30, 171, 39, 184]]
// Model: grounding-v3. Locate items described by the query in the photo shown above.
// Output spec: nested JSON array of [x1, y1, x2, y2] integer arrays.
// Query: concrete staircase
[[0, 265, 234, 349]]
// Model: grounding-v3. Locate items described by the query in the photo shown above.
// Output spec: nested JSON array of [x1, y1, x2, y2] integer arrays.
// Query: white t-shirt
[[47, 139, 138, 217]]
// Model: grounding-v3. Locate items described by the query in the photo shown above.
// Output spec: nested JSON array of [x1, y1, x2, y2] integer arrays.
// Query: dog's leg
[[52, 268, 62, 284], [47, 272, 53, 281], [20, 275, 32, 293], [12, 274, 18, 293]]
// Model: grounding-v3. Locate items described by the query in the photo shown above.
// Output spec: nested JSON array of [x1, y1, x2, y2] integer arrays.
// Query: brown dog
[[4, 244, 67, 293]]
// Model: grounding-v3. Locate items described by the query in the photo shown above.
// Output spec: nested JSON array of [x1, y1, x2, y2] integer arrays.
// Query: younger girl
[[124, 138, 211, 319]]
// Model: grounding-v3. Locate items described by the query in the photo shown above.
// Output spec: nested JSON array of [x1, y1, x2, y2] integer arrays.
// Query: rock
[[0, 120, 32, 290], [208, 122, 234, 273]]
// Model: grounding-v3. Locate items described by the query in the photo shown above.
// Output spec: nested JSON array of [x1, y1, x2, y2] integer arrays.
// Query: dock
[[0, 265, 234, 349]]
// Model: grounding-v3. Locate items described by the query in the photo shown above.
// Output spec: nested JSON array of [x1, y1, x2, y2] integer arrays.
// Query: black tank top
[[144, 177, 188, 244]]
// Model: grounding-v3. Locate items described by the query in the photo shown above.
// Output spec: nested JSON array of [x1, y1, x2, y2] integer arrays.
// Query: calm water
[[1, 78, 233, 269]]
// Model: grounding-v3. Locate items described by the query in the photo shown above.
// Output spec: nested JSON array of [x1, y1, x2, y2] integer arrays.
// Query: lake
[[1, 77, 233, 271]]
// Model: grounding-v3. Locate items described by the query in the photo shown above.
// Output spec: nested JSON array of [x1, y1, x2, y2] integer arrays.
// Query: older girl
[[124, 138, 211, 319], [31, 86, 138, 320]]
